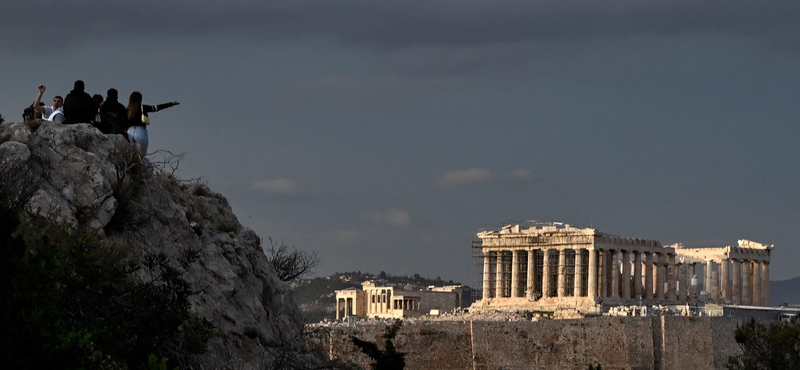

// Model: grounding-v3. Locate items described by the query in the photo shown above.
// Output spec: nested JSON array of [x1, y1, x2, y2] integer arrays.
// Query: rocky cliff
[[0, 121, 314, 369]]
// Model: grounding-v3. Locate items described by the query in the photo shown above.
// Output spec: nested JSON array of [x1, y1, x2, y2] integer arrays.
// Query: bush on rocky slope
[[0, 120, 335, 369]]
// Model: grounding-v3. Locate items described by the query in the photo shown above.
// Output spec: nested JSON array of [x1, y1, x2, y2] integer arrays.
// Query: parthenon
[[473, 222, 773, 310]]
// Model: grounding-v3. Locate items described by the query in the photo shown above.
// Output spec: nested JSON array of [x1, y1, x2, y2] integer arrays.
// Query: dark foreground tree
[[727, 318, 800, 370], [351, 320, 405, 370], [0, 160, 214, 370]]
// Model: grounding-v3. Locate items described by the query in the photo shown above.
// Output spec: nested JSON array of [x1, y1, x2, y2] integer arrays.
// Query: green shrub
[[0, 214, 215, 370], [0, 158, 215, 370], [105, 143, 153, 233], [217, 220, 240, 233], [727, 318, 800, 370]]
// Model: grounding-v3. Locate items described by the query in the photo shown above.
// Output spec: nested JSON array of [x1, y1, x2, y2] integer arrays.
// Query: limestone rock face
[[0, 121, 310, 369]]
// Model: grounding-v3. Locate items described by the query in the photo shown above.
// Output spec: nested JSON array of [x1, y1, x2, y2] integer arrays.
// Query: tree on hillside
[[727, 318, 800, 370], [266, 237, 320, 283]]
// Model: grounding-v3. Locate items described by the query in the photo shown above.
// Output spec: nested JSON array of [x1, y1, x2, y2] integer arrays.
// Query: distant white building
[[335, 281, 463, 320]]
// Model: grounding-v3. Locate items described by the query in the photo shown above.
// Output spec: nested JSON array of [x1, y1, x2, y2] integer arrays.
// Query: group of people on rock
[[30, 80, 179, 156]]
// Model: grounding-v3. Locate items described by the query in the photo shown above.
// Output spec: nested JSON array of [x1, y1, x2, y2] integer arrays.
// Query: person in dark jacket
[[126, 91, 180, 156], [99, 88, 127, 136], [63, 80, 96, 124]]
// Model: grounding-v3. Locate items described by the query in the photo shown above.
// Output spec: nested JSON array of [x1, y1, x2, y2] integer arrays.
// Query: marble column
[[622, 250, 631, 300], [527, 250, 535, 297], [483, 253, 492, 299], [653, 262, 659, 297], [600, 250, 608, 298], [704, 261, 713, 295], [720, 260, 729, 304], [690, 263, 699, 302], [711, 270, 720, 303], [752, 261, 761, 306], [588, 249, 598, 298], [336, 298, 341, 320], [633, 251, 642, 299], [557, 249, 567, 297], [367, 289, 378, 313], [667, 254, 677, 301], [644, 252, 654, 300], [575, 249, 585, 297], [542, 250, 551, 298], [679, 264, 688, 302], [495, 251, 504, 298], [742, 260, 752, 305], [656, 253, 666, 301], [732, 259, 741, 304], [761, 262, 770, 307], [511, 250, 520, 298], [610, 250, 620, 298]]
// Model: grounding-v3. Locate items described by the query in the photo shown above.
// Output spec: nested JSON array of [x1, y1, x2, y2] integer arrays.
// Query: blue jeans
[[127, 126, 149, 156]]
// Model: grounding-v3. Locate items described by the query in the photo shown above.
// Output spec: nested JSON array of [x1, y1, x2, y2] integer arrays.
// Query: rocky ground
[[0, 120, 321, 370]]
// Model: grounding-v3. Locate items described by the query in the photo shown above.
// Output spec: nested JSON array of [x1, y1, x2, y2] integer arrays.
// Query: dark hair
[[74, 80, 85, 91], [127, 91, 143, 121], [54, 96, 63, 102], [92, 94, 103, 109], [107, 88, 118, 100], [23, 106, 36, 121]]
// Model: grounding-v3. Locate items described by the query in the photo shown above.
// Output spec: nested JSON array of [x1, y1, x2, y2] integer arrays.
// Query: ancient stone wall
[[321, 317, 742, 370]]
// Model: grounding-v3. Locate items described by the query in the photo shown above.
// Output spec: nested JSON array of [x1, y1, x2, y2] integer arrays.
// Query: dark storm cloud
[[6, 1, 798, 52]]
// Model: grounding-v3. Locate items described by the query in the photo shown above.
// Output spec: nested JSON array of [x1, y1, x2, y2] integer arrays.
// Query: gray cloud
[[252, 178, 298, 195], [250, 178, 325, 202], [6, 1, 798, 53], [437, 168, 492, 188], [363, 209, 411, 228], [328, 229, 366, 244], [437, 168, 539, 189]]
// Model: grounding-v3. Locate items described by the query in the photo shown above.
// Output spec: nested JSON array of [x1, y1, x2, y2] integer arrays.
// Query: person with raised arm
[[32, 85, 64, 123]]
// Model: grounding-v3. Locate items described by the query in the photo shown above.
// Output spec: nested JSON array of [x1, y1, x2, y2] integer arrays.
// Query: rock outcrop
[[0, 121, 313, 369]]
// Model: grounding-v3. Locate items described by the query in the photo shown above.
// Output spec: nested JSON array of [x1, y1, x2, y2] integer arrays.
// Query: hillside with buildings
[[771, 276, 800, 306], [293, 271, 473, 322]]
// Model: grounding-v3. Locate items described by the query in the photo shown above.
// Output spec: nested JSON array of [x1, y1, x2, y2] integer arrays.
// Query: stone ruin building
[[335, 282, 463, 320], [473, 221, 773, 310]]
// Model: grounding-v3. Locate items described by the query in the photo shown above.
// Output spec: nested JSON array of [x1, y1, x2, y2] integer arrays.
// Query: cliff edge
[[0, 120, 313, 369]]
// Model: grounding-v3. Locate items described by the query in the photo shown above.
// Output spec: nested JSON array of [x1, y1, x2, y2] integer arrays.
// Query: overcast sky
[[2, 1, 799, 285]]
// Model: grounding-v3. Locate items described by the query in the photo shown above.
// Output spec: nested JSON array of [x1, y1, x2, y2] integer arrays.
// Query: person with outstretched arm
[[125, 91, 179, 156]]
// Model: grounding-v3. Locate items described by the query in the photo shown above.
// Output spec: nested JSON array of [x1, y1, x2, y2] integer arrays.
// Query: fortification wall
[[320, 317, 742, 370]]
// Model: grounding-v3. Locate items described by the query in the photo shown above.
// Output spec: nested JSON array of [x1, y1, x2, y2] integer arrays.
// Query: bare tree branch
[[266, 238, 320, 283]]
